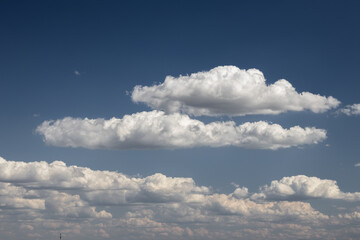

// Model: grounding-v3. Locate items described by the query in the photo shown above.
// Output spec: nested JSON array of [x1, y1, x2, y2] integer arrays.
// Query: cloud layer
[[36, 111, 327, 150], [0, 156, 360, 240], [132, 66, 340, 116]]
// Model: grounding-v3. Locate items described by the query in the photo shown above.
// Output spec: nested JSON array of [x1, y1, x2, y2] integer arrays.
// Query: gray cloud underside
[[132, 66, 340, 116], [36, 111, 327, 150], [0, 156, 360, 240]]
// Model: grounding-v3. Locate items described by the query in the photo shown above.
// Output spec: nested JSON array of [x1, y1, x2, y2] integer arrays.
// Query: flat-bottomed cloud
[[36, 111, 327, 150], [132, 66, 340, 116]]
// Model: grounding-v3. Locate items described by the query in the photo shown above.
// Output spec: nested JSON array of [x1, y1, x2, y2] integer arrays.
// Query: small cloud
[[33, 114, 40, 118], [20, 224, 34, 231], [232, 187, 249, 198], [250, 175, 360, 201], [74, 70, 80, 76], [355, 163, 360, 167], [337, 103, 360, 116]]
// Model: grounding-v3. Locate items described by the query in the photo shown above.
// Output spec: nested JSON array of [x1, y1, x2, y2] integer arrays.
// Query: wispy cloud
[[36, 110, 327, 150], [74, 70, 80, 76], [132, 66, 340, 116], [338, 103, 360, 116]]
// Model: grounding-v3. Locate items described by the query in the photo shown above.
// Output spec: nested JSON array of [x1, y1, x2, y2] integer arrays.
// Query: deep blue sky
[[1, 2, 360, 236], [1, 0, 360, 186]]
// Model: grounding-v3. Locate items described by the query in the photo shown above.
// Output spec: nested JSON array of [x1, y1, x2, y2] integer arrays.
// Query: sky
[[1, 1, 360, 239]]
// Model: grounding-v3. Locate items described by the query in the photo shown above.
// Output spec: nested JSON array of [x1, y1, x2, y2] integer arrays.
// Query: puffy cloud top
[[1, 156, 360, 240], [0, 157, 209, 204], [0, 156, 327, 220], [36, 111, 327, 150], [251, 175, 360, 201], [132, 66, 340, 116]]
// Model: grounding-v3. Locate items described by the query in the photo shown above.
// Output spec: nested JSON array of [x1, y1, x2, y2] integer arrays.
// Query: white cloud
[[0, 156, 328, 221], [203, 194, 327, 221], [131, 66, 340, 116], [0, 156, 210, 205], [2, 156, 360, 240], [251, 175, 360, 201], [45, 191, 112, 218], [355, 163, 360, 167], [338, 210, 360, 221], [36, 110, 327, 150], [0, 183, 45, 210], [232, 187, 249, 198], [338, 103, 360, 116]]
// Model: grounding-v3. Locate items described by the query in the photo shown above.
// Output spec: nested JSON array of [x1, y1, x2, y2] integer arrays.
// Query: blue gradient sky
[[1, 1, 360, 239]]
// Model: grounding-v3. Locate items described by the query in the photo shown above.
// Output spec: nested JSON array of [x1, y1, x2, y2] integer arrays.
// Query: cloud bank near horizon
[[36, 111, 327, 150], [132, 66, 340, 117], [0, 156, 359, 240]]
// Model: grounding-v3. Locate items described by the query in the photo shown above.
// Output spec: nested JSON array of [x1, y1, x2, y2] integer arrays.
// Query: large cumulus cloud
[[131, 66, 340, 116], [36, 110, 327, 150]]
